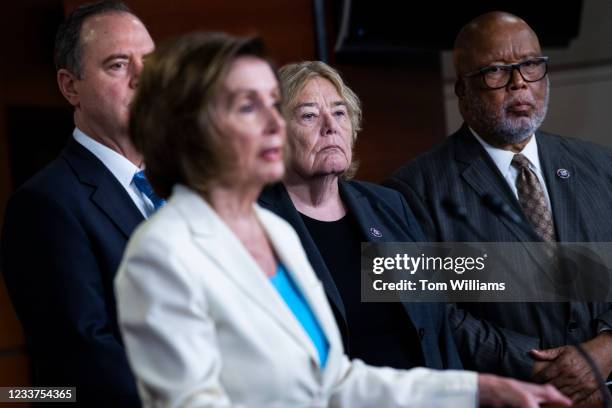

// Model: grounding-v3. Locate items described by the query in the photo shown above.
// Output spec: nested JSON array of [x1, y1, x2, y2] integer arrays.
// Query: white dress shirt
[[73, 128, 154, 217], [472, 130, 612, 332], [470, 127, 552, 211]]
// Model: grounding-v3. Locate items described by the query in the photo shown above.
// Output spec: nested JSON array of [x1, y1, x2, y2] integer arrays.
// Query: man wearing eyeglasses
[[385, 11, 612, 405]]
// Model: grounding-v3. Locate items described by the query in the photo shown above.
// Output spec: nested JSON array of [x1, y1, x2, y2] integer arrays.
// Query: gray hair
[[279, 61, 362, 178]]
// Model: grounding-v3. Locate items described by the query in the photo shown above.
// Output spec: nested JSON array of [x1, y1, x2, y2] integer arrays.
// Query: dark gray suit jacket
[[259, 180, 463, 370], [384, 124, 612, 379]]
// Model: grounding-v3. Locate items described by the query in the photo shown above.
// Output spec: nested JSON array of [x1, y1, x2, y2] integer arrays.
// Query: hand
[[530, 332, 612, 404], [477, 373, 571, 407], [577, 387, 612, 406]]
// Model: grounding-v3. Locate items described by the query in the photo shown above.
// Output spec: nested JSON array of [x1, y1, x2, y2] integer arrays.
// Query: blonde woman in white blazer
[[115, 32, 570, 408]]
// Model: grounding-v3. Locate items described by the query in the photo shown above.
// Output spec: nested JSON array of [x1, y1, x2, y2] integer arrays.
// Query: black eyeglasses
[[463, 57, 549, 90]]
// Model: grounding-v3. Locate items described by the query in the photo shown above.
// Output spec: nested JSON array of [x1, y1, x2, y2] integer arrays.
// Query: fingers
[[532, 348, 575, 384], [533, 346, 600, 400], [531, 360, 548, 379], [531, 348, 565, 383], [559, 369, 598, 401], [533, 360, 562, 384], [530, 348, 560, 361], [570, 381, 609, 405], [478, 374, 571, 408], [534, 384, 572, 407], [507, 381, 571, 408], [577, 387, 612, 406]]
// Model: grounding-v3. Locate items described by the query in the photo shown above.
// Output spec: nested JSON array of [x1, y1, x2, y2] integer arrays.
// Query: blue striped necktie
[[132, 170, 166, 210]]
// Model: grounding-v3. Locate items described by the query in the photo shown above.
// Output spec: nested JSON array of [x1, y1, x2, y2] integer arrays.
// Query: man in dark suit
[[1, 2, 155, 406], [385, 11, 612, 404]]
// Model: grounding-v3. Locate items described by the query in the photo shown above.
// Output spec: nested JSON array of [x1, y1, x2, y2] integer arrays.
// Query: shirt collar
[[469, 127, 542, 175], [73, 128, 141, 189]]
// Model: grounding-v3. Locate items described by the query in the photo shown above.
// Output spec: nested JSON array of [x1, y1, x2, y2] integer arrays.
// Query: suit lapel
[[339, 181, 422, 242], [454, 128, 561, 288], [178, 188, 321, 366], [455, 126, 535, 241], [339, 182, 429, 333], [339, 182, 380, 242], [258, 184, 348, 325], [537, 133, 577, 242], [62, 138, 144, 238], [260, 207, 343, 369]]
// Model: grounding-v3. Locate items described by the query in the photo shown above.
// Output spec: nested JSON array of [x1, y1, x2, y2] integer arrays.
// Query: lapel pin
[[556, 168, 570, 179], [369, 227, 382, 238]]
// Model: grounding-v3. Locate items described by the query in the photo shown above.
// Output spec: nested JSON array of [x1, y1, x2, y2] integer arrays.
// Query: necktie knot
[[132, 170, 166, 210], [511, 153, 531, 170]]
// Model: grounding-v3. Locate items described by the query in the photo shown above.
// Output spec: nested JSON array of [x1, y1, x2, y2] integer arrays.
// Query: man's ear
[[454, 79, 465, 98], [57, 68, 80, 107]]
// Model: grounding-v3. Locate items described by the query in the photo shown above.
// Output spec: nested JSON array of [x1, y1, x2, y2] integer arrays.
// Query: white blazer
[[115, 185, 477, 408]]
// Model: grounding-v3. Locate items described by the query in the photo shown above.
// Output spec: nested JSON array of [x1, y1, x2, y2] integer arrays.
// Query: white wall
[[441, 1, 612, 147]]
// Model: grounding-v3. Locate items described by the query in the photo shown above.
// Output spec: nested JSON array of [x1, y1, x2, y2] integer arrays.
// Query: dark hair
[[54, 0, 133, 77], [129, 32, 268, 198]]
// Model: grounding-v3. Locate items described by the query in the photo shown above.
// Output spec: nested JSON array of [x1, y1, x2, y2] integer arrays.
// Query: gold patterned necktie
[[511, 154, 556, 242]]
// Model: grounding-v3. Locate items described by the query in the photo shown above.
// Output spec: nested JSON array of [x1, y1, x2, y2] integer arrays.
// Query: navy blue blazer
[[1, 138, 142, 407], [258, 180, 463, 370]]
